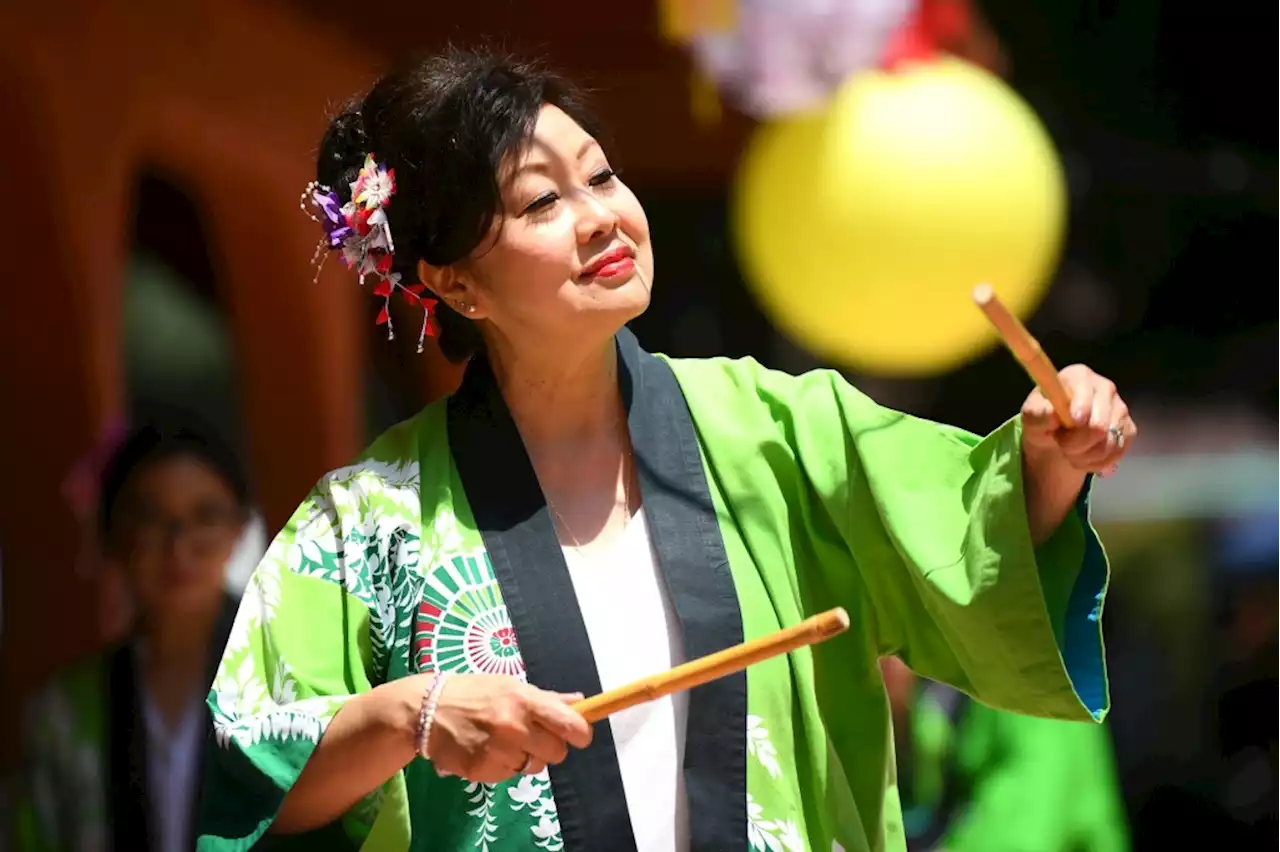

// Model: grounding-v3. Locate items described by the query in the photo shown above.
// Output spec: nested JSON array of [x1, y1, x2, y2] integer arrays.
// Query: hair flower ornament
[[302, 153, 439, 351], [353, 155, 397, 209]]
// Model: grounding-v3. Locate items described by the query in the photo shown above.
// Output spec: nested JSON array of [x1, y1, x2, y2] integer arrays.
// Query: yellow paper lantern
[[733, 58, 1067, 375]]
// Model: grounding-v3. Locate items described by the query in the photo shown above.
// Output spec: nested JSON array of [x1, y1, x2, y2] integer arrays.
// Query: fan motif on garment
[[413, 553, 526, 678]]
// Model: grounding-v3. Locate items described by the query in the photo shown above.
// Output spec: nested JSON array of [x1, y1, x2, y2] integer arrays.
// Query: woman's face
[[109, 456, 245, 619], [458, 104, 654, 352]]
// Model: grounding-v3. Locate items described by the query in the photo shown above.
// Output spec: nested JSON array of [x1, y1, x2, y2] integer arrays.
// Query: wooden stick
[[572, 607, 850, 724], [972, 284, 1076, 426]]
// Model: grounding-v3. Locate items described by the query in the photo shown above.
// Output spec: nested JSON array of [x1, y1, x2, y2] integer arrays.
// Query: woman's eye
[[523, 193, 558, 215], [522, 169, 616, 216]]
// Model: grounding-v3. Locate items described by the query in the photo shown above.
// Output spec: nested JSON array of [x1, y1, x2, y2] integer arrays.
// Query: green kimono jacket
[[197, 329, 1110, 852]]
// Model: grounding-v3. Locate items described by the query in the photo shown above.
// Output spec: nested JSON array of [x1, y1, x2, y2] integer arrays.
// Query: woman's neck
[[488, 334, 638, 549], [490, 337, 624, 452]]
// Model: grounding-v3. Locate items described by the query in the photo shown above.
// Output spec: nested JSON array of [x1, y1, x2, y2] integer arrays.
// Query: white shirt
[[562, 509, 691, 852], [140, 678, 206, 852]]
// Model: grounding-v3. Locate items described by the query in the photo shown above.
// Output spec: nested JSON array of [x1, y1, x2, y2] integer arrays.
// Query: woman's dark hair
[[98, 424, 251, 538], [317, 47, 603, 363]]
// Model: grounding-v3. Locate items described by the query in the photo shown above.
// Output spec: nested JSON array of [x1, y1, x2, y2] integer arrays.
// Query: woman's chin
[[601, 292, 651, 330], [582, 272, 651, 312]]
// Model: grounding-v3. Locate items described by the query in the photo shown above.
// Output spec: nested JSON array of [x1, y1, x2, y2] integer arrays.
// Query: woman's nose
[[574, 191, 619, 242]]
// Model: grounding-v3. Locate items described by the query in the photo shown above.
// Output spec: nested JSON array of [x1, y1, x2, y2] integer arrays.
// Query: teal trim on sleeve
[[1060, 477, 1109, 720]]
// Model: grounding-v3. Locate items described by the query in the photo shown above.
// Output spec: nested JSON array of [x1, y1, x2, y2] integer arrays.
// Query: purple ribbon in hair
[[313, 188, 353, 248]]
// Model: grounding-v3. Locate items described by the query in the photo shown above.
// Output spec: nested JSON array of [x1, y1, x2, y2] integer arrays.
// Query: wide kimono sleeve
[[672, 355, 1110, 722], [197, 474, 390, 850]]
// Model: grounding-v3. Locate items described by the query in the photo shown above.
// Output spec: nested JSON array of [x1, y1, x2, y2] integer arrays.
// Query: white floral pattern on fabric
[[210, 570, 343, 750], [747, 714, 783, 779], [507, 772, 563, 851], [465, 781, 500, 850], [212, 694, 345, 750], [748, 795, 807, 852], [296, 457, 425, 680], [746, 715, 807, 851], [210, 455, 422, 754]]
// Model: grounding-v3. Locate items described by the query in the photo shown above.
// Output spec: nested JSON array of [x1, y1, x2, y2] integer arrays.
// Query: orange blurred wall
[[0, 0, 379, 766]]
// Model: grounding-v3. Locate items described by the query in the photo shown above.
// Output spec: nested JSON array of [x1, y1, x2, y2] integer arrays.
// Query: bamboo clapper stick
[[972, 283, 1076, 425], [572, 607, 850, 724]]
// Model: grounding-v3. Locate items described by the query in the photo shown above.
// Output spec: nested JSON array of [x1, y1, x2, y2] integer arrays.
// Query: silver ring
[[1108, 424, 1125, 449]]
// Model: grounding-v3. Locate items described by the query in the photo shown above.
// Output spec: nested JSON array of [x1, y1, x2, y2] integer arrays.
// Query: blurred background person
[[9, 424, 251, 852], [883, 655, 1131, 852]]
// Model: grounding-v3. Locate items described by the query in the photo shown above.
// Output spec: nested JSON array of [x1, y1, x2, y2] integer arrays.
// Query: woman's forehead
[[515, 105, 601, 172]]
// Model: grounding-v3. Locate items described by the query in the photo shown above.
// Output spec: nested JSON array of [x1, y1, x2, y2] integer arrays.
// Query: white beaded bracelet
[[413, 671, 453, 763]]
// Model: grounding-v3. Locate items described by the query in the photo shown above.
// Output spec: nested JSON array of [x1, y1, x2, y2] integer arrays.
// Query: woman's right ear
[[418, 259, 458, 302], [418, 259, 486, 319]]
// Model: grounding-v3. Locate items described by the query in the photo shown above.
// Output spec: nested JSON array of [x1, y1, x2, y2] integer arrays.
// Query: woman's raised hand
[[1020, 363, 1136, 475], [426, 674, 593, 783]]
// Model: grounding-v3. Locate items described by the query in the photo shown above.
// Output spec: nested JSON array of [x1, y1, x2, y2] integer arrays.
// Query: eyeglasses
[[122, 507, 244, 555]]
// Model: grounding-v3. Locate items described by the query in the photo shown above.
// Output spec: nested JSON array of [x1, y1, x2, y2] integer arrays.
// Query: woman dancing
[[197, 47, 1135, 852]]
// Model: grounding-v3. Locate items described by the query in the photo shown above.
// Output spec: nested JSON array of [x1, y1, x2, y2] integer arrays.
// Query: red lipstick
[[580, 245, 636, 279]]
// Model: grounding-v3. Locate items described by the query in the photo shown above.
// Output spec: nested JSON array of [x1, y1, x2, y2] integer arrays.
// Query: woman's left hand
[[1021, 364, 1137, 476]]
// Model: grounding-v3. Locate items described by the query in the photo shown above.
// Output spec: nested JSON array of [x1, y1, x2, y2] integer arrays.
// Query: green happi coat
[[196, 329, 1110, 852]]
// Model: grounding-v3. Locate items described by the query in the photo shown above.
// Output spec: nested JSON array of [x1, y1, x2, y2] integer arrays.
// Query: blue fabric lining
[[1060, 476, 1109, 720]]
